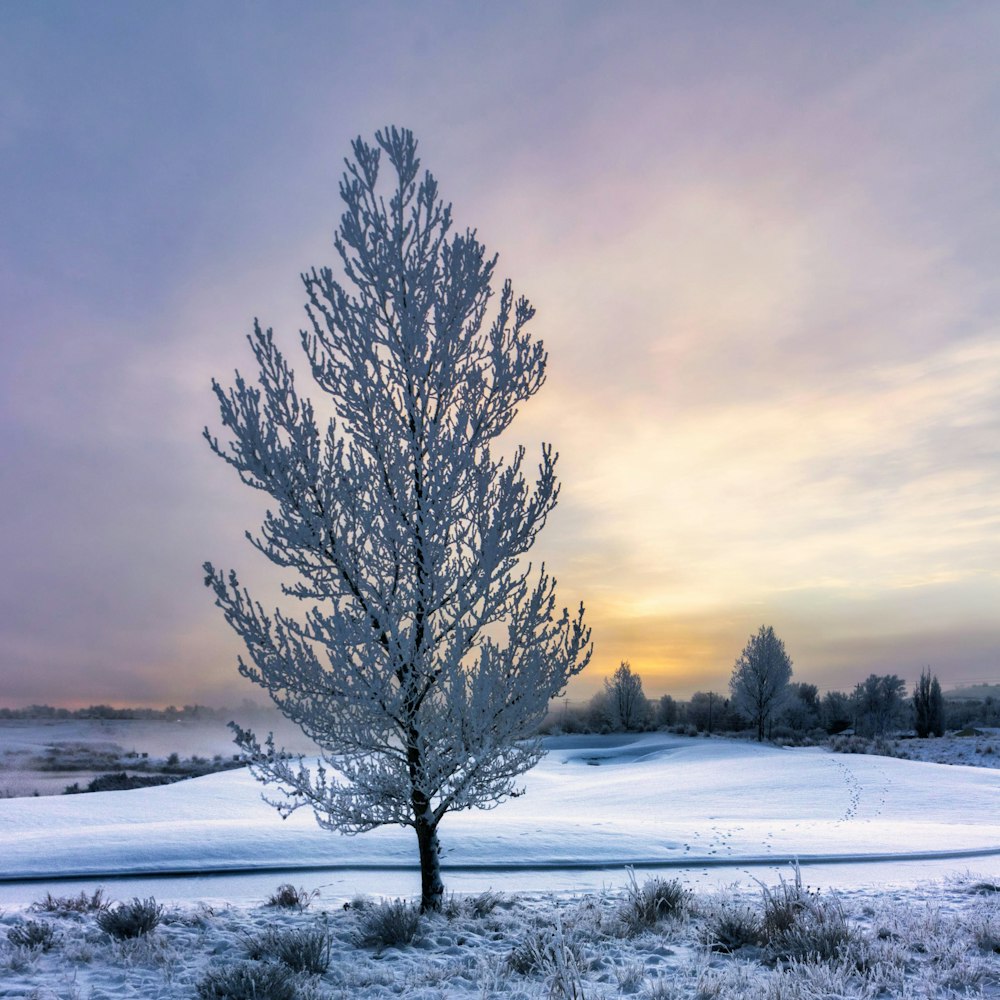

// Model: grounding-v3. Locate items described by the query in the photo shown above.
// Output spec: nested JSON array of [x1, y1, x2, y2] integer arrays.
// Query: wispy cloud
[[532, 334, 1000, 694]]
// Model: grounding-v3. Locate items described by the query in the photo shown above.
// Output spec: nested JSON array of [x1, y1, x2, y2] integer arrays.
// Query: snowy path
[[1, 733, 998, 883]]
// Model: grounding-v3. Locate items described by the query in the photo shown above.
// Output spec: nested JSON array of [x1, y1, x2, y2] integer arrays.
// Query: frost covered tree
[[852, 673, 906, 739], [658, 693, 678, 728], [203, 127, 592, 911], [602, 661, 650, 731], [820, 690, 852, 734], [688, 690, 727, 734], [729, 625, 792, 741], [780, 682, 820, 733]]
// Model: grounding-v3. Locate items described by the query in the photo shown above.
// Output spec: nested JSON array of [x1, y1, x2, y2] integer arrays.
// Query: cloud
[[533, 333, 1000, 699], [575, 334, 997, 584]]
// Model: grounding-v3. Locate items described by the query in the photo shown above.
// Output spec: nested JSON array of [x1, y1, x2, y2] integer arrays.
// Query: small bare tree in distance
[[729, 625, 793, 741], [203, 127, 592, 911]]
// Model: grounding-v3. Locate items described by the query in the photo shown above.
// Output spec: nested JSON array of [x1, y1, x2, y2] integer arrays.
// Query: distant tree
[[602, 661, 650, 731], [586, 688, 616, 732], [658, 694, 678, 728], [795, 683, 820, 716], [929, 675, 945, 736], [203, 127, 591, 912], [780, 682, 820, 733], [944, 697, 978, 730], [913, 669, 945, 738], [852, 674, 906, 738], [819, 690, 853, 735], [688, 691, 726, 733], [549, 700, 590, 734], [982, 696, 1000, 728], [729, 625, 793, 741]]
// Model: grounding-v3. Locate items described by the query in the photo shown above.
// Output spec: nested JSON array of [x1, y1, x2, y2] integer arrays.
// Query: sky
[[1, 1, 998, 708]]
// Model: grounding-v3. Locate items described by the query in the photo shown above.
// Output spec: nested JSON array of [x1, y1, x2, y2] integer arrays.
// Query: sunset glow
[[1, 2, 998, 707]]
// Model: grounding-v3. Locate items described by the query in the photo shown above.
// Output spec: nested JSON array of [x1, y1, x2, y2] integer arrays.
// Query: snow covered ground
[[1, 731, 998, 997], [2, 732, 998, 883], [890, 728, 1000, 770], [1, 874, 999, 999]]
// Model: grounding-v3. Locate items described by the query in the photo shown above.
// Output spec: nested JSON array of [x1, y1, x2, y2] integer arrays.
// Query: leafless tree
[[203, 127, 591, 911], [729, 625, 792, 741], [852, 673, 906, 738], [601, 661, 650, 731]]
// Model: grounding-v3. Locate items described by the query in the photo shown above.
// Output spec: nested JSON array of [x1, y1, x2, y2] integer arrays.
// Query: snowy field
[[1, 873, 999, 999], [884, 729, 1000, 770], [1, 730, 998, 997], [2, 732, 999, 882]]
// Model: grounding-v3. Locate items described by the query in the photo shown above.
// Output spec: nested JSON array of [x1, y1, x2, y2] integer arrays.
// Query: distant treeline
[[542, 663, 1000, 741], [0, 702, 263, 721]]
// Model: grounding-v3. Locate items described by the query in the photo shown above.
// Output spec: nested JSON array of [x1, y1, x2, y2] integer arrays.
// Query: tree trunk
[[414, 812, 444, 912]]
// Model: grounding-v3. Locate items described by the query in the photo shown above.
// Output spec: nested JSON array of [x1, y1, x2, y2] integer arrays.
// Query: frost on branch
[[203, 127, 591, 910]]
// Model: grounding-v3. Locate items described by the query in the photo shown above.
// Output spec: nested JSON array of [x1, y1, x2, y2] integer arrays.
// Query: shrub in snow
[[6, 919, 58, 951], [759, 875, 806, 939], [196, 959, 298, 1000], [766, 894, 851, 964], [436, 889, 505, 920], [265, 884, 316, 911], [964, 878, 1000, 896], [618, 868, 689, 935], [97, 896, 163, 939], [32, 887, 108, 914], [3, 945, 39, 974], [506, 918, 587, 1000], [61, 938, 96, 963], [506, 920, 584, 975], [614, 959, 647, 992], [506, 926, 553, 975], [245, 924, 331, 974], [353, 898, 421, 951], [964, 907, 1000, 955], [466, 889, 506, 919], [699, 900, 762, 953], [642, 976, 685, 1000], [829, 734, 909, 759]]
